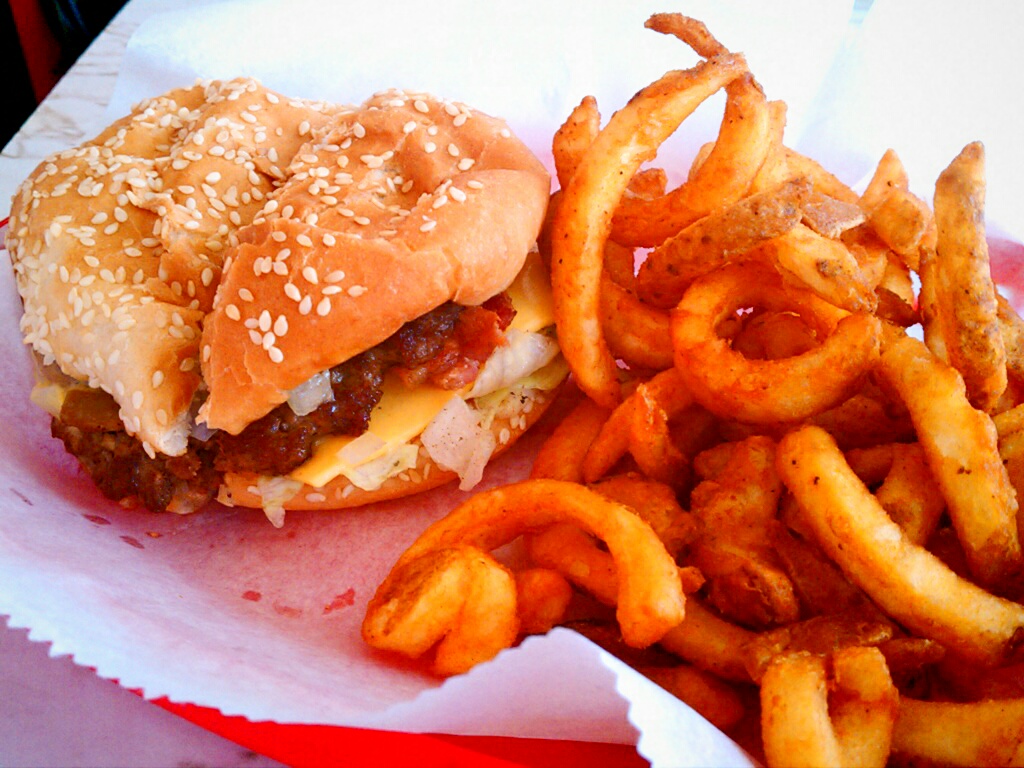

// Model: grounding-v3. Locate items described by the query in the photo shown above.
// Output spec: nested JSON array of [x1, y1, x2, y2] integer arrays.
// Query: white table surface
[[1, 1, 283, 764]]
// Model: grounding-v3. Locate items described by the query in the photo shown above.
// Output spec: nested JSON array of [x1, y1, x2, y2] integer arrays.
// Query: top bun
[[8, 78, 342, 457], [198, 90, 550, 434], [8, 80, 550, 453]]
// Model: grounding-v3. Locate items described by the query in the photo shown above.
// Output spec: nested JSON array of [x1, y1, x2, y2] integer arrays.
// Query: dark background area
[[4, 0, 126, 148]]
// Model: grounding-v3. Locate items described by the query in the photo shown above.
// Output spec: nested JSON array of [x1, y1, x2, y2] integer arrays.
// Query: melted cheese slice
[[288, 251, 556, 490]]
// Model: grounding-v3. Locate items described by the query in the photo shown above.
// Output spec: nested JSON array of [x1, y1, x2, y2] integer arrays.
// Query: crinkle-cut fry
[[599, 274, 674, 371], [892, 697, 1024, 768], [514, 568, 574, 636], [768, 223, 880, 313], [530, 394, 611, 483], [634, 177, 811, 309], [392, 478, 686, 648], [609, 16, 773, 248], [878, 333, 1022, 591], [671, 262, 881, 425], [928, 141, 1007, 412], [581, 367, 694, 483], [551, 53, 747, 408], [361, 545, 519, 677], [777, 424, 1024, 667]]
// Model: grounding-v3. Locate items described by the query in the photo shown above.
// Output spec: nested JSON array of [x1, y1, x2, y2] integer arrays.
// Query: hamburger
[[7, 78, 564, 524]]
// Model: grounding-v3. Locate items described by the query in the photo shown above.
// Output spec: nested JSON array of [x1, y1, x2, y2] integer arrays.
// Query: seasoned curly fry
[[551, 53, 746, 408], [387, 478, 686, 648]]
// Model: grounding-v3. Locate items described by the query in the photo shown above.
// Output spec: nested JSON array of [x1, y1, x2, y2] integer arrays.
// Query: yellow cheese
[[288, 375, 460, 488], [288, 251, 558, 490], [507, 250, 555, 333]]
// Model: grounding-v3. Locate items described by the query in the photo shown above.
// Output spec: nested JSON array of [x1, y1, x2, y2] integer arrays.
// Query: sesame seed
[[420, 219, 437, 233], [152, 370, 165, 388], [316, 297, 331, 316], [447, 144, 460, 157], [403, 121, 417, 134], [325, 270, 345, 283], [274, 315, 288, 336], [296, 233, 313, 247], [132, 391, 144, 409], [298, 296, 313, 315], [414, 100, 429, 113], [301, 266, 319, 284], [248, 329, 263, 345], [258, 310, 272, 332], [424, 142, 436, 154], [225, 303, 241, 321], [284, 283, 302, 301], [348, 285, 368, 297], [458, 158, 475, 171], [268, 346, 284, 364]]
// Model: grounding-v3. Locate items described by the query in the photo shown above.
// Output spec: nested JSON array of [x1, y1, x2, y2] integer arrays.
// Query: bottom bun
[[217, 386, 561, 512]]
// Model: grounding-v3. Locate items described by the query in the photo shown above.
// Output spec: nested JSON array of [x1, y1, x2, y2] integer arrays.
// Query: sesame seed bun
[[8, 78, 344, 457], [9, 78, 549, 450], [198, 89, 550, 435], [218, 386, 559, 513], [8, 77, 555, 514]]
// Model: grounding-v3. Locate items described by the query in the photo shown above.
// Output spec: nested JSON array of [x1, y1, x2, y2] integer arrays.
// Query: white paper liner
[[4, 1, 1021, 766]]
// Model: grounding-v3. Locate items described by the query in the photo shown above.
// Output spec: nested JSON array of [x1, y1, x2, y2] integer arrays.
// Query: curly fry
[[385, 478, 686, 648], [362, 545, 519, 677]]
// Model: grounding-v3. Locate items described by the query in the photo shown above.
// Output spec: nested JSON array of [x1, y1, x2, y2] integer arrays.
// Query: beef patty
[[51, 295, 514, 513]]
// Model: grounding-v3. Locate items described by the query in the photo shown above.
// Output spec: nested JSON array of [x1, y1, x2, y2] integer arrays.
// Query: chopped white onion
[[344, 444, 420, 491], [287, 370, 334, 416], [466, 329, 560, 399], [337, 431, 387, 466], [253, 476, 303, 528], [421, 396, 496, 491]]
